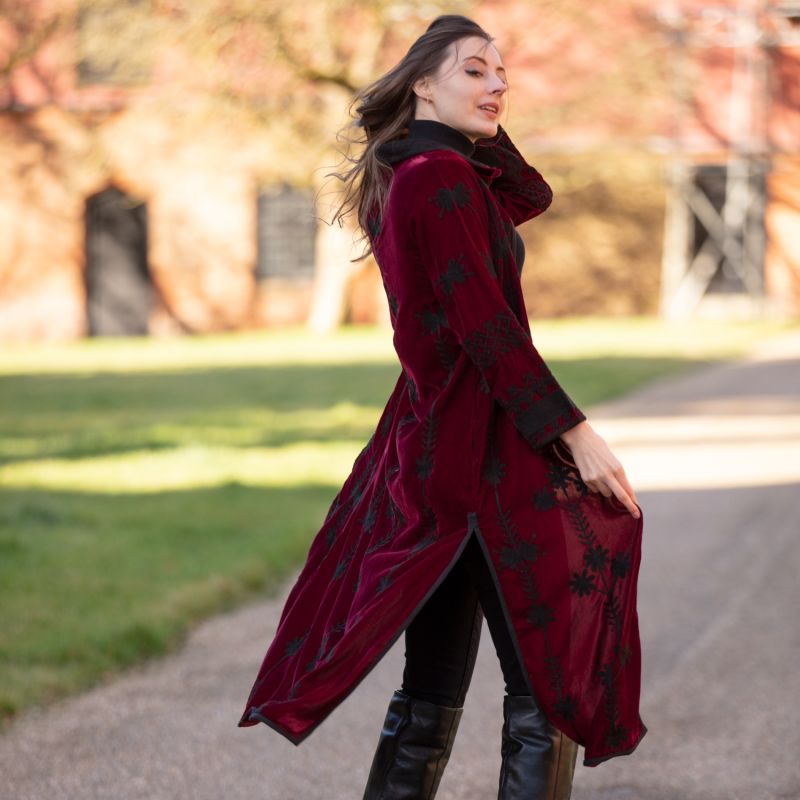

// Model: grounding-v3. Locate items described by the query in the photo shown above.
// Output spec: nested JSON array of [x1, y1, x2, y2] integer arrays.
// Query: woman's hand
[[558, 421, 640, 519]]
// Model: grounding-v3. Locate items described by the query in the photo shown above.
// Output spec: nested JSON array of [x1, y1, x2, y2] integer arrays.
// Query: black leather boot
[[361, 689, 464, 800], [497, 694, 579, 800]]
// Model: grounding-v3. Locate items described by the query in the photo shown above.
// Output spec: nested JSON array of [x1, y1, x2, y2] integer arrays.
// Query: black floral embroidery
[[361, 494, 406, 580], [553, 693, 579, 722], [376, 568, 396, 594], [415, 302, 458, 386], [361, 481, 386, 534], [500, 540, 539, 569], [569, 568, 596, 597], [324, 447, 376, 550], [284, 635, 305, 656], [405, 371, 418, 403], [598, 663, 627, 748], [333, 542, 358, 580], [414, 405, 437, 481], [487, 211, 512, 276], [384, 283, 399, 317], [397, 412, 417, 431], [304, 621, 347, 673], [378, 409, 394, 440], [409, 503, 439, 557], [547, 458, 585, 499], [436, 254, 473, 296], [505, 371, 553, 410], [584, 543, 610, 571], [611, 551, 632, 578], [248, 631, 309, 699], [482, 450, 506, 487], [515, 171, 553, 214], [434, 335, 458, 383], [527, 603, 555, 630], [430, 181, 472, 217], [532, 486, 556, 512], [473, 129, 553, 217], [399, 389, 441, 564], [480, 417, 571, 721], [504, 370, 584, 450], [323, 493, 341, 524], [544, 455, 639, 748], [543, 651, 568, 715], [417, 305, 448, 336], [463, 309, 528, 371], [324, 514, 345, 550]]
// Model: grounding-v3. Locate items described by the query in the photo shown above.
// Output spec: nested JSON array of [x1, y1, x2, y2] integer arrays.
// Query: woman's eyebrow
[[463, 55, 507, 74]]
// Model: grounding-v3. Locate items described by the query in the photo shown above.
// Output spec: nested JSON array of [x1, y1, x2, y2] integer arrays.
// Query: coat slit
[[468, 516, 539, 702]]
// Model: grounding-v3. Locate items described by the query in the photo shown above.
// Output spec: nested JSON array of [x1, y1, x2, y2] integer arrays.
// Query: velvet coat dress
[[238, 119, 647, 767]]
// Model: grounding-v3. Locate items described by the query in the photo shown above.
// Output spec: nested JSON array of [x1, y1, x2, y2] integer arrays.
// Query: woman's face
[[413, 36, 508, 142]]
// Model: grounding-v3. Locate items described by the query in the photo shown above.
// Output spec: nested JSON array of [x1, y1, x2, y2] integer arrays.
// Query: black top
[[376, 118, 476, 165], [375, 118, 526, 271]]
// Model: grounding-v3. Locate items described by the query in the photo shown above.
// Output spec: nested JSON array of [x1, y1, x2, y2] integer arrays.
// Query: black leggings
[[401, 532, 530, 708]]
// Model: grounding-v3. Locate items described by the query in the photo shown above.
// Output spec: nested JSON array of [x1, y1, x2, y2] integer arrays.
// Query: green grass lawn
[[0, 317, 794, 727]]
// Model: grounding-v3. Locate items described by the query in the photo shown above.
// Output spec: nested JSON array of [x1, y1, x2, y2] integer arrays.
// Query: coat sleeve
[[403, 153, 585, 450], [471, 124, 553, 226]]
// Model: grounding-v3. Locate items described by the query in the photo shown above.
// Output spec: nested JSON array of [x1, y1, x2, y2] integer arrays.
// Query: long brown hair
[[325, 14, 495, 261]]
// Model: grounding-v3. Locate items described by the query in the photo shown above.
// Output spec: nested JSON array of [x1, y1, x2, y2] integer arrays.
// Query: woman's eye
[[466, 68, 508, 87]]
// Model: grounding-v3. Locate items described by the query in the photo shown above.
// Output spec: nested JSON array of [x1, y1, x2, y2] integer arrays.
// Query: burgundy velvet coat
[[238, 119, 647, 766]]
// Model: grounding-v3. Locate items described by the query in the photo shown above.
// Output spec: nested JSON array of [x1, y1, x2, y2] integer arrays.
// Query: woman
[[238, 14, 647, 799]]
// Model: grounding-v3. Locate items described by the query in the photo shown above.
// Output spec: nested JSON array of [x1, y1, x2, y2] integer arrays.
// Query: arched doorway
[[84, 185, 152, 336]]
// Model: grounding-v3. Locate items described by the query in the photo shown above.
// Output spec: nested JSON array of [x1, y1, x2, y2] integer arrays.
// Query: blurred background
[[1, 0, 799, 340], [1, 0, 799, 759]]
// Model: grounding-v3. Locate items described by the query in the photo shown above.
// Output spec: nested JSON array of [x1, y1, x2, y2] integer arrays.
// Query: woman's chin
[[474, 120, 499, 139]]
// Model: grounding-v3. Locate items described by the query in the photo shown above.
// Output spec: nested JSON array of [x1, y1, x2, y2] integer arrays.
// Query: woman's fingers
[[562, 423, 641, 519], [586, 479, 612, 497], [616, 468, 639, 507], [605, 473, 640, 518], [582, 464, 640, 518]]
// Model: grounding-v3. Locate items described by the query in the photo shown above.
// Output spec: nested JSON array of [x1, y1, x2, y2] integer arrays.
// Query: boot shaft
[[362, 689, 464, 800], [498, 694, 578, 800]]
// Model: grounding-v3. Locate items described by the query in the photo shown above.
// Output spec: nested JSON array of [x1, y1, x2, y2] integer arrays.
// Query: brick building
[[1, 1, 798, 341]]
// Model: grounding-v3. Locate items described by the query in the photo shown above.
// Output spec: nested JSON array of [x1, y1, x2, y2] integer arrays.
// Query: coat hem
[[240, 510, 647, 768], [582, 721, 648, 767], [470, 514, 647, 768], [237, 511, 484, 745]]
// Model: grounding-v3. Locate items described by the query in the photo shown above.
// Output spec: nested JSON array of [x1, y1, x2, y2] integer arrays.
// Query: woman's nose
[[490, 77, 507, 95]]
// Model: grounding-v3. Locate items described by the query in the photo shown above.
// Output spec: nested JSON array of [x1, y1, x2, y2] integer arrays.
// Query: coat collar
[[376, 119, 501, 183], [408, 119, 476, 158]]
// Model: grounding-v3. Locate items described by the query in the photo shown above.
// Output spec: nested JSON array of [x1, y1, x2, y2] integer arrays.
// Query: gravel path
[[2, 331, 799, 800]]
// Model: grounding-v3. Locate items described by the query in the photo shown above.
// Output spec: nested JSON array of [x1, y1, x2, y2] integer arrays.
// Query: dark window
[[77, 0, 154, 86], [84, 185, 152, 336], [256, 183, 317, 280]]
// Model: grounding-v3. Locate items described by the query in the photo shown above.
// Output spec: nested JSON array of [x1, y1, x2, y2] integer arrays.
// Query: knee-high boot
[[497, 694, 579, 800], [362, 689, 463, 800]]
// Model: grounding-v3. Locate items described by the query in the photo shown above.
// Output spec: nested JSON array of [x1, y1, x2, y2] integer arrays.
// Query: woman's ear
[[412, 76, 430, 103]]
